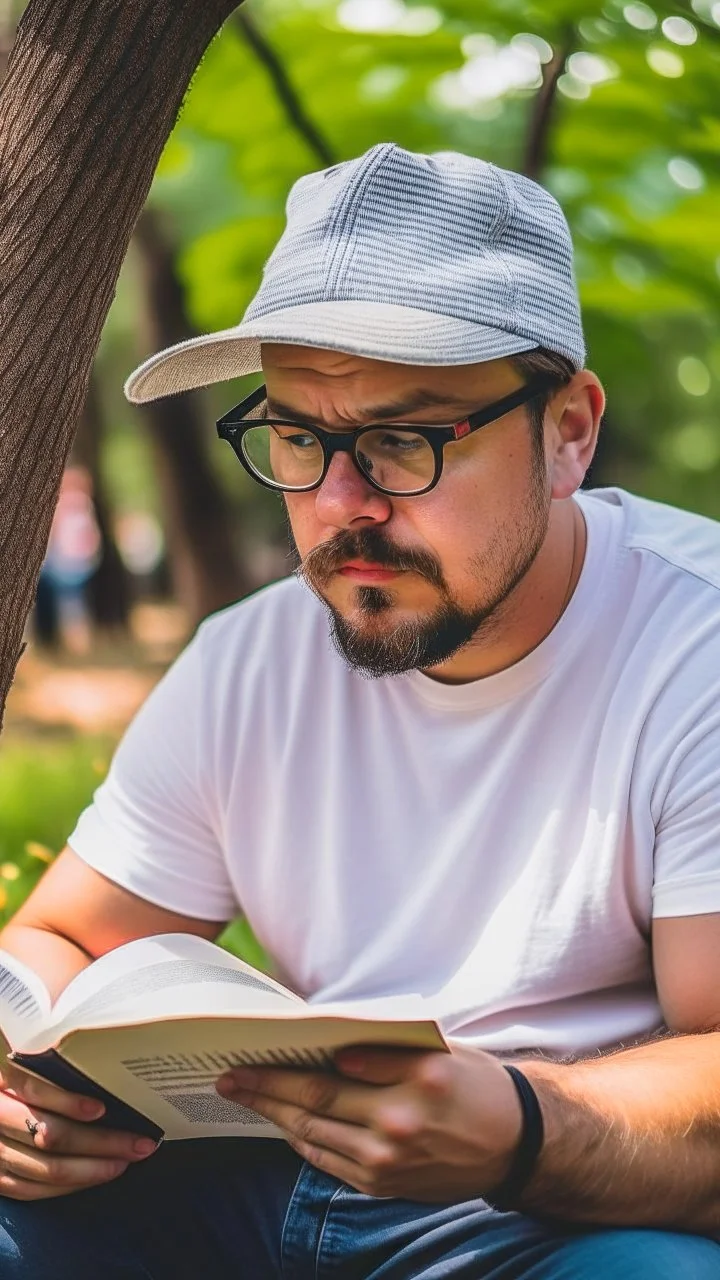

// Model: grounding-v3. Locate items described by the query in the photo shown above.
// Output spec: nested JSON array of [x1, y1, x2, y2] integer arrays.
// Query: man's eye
[[378, 431, 424, 452], [283, 432, 317, 450]]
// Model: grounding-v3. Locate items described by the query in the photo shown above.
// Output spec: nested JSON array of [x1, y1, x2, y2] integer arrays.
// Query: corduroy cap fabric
[[125, 143, 585, 404]]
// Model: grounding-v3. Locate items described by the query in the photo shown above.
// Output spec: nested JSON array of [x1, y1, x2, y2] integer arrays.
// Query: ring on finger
[[24, 1118, 40, 1143]]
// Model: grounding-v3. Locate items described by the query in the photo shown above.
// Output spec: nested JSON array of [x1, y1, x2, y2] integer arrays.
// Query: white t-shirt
[[69, 488, 720, 1058]]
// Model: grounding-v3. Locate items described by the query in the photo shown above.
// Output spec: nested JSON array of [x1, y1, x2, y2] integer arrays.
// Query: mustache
[[299, 528, 444, 590]]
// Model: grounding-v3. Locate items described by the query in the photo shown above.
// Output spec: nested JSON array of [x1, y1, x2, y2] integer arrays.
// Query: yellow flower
[[24, 842, 54, 864], [0, 863, 20, 881]]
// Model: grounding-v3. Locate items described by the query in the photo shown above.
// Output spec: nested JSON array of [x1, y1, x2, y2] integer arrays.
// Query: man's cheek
[[284, 501, 317, 560]]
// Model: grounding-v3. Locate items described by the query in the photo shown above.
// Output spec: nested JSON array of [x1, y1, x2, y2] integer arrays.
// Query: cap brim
[[124, 302, 538, 404]]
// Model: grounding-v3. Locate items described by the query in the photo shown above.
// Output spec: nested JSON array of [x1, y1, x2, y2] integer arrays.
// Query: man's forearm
[[518, 1032, 720, 1231], [0, 923, 92, 1001]]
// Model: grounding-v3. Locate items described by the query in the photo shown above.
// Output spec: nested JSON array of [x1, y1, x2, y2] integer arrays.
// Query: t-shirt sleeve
[[652, 706, 720, 918], [67, 629, 237, 922]]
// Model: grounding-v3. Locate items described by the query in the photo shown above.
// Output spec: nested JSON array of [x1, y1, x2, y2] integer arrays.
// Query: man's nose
[[314, 449, 392, 528]]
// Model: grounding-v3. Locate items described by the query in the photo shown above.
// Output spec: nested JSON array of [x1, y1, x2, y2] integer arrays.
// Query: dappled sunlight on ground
[[8, 664, 156, 735], [6, 603, 188, 737]]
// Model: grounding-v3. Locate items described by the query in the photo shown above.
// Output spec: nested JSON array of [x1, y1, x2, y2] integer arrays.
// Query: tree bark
[[133, 208, 250, 624], [0, 0, 241, 727]]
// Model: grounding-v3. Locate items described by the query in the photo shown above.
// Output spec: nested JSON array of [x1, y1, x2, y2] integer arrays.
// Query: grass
[[0, 732, 113, 927], [0, 731, 265, 965]]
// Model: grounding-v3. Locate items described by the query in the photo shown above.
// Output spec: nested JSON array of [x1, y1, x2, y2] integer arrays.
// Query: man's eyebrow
[[265, 389, 474, 424]]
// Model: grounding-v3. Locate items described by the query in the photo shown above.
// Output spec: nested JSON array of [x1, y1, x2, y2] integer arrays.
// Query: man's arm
[[520, 1031, 720, 1230], [516, 913, 720, 1230], [215, 913, 720, 1230], [1, 846, 226, 1000]]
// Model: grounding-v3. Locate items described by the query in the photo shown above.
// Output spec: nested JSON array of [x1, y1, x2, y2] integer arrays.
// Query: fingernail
[[80, 1098, 105, 1118], [216, 1075, 235, 1095], [133, 1138, 157, 1156], [338, 1052, 363, 1072]]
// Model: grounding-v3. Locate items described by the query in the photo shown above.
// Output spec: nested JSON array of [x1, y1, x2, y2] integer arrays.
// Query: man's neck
[[422, 498, 586, 685]]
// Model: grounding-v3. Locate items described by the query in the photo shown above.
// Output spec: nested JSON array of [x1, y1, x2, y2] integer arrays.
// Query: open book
[[0, 933, 446, 1143]]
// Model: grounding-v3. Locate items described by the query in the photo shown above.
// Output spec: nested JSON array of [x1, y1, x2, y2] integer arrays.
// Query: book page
[[0, 950, 51, 1050], [49, 933, 303, 1036]]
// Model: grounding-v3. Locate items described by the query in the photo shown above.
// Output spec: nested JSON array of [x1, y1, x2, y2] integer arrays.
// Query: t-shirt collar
[[400, 492, 618, 712]]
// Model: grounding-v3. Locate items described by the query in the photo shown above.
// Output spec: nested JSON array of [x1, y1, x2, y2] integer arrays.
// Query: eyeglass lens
[[241, 424, 437, 494]]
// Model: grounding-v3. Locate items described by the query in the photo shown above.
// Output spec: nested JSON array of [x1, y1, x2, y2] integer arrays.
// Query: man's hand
[[0, 1060, 158, 1200], [216, 1043, 521, 1201]]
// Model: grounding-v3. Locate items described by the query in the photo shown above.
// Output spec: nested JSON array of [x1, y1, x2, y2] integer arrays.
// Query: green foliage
[[137, 0, 720, 517], [220, 916, 271, 967]]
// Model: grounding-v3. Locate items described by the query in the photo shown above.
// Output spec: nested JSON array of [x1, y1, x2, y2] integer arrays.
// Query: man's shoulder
[[580, 487, 720, 596]]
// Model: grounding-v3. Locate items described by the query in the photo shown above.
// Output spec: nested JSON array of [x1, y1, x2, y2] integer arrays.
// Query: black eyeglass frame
[[216, 376, 557, 498]]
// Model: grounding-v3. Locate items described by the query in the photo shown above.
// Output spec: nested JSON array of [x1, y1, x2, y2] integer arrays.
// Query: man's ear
[[546, 372, 605, 500]]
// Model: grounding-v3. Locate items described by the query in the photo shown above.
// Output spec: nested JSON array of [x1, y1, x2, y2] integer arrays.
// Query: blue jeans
[[1, 1139, 718, 1278]]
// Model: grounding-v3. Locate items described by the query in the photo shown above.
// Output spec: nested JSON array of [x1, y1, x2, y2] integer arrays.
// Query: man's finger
[[0, 1170, 126, 1200], [217, 1067, 376, 1125], [0, 1173, 104, 1202], [334, 1045, 432, 1085], [224, 1088, 396, 1174], [2, 1065, 105, 1122], [0, 1093, 155, 1161], [0, 1133, 128, 1188]]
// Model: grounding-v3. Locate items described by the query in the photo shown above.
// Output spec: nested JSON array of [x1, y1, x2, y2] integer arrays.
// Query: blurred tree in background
[[1, 0, 719, 930]]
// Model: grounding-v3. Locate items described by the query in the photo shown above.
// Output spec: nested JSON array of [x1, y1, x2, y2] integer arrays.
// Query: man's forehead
[[265, 386, 481, 424], [261, 345, 517, 422]]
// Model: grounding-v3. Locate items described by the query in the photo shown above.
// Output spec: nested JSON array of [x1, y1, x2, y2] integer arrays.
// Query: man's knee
[[0, 1203, 63, 1280], [0, 1221, 24, 1278], [549, 1227, 720, 1279], [0, 1198, 141, 1280]]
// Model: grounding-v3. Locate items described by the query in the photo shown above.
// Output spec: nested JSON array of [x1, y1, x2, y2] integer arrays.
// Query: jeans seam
[[280, 1162, 309, 1278], [314, 1184, 346, 1280]]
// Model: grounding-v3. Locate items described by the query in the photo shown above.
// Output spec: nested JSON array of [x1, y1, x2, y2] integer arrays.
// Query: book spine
[[11, 1049, 164, 1143]]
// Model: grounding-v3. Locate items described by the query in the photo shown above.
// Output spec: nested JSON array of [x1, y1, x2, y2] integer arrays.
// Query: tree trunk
[[133, 208, 249, 626], [72, 373, 133, 632], [0, 0, 241, 728], [523, 32, 573, 181]]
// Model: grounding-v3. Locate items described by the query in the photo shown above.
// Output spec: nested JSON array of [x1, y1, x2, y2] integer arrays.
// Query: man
[[1, 144, 719, 1277]]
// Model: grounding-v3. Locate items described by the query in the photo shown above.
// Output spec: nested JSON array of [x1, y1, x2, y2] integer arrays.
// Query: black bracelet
[[483, 1065, 545, 1211]]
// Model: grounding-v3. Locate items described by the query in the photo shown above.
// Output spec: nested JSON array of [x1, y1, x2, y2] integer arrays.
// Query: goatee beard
[[294, 532, 540, 686], [327, 590, 496, 678], [296, 515, 549, 679]]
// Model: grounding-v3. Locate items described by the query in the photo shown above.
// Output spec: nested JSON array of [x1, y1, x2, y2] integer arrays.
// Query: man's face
[[263, 345, 553, 678]]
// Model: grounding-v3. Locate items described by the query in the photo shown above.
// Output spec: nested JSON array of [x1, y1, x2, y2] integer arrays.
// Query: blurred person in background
[[2, 145, 720, 1278], [34, 466, 102, 654], [115, 509, 167, 598]]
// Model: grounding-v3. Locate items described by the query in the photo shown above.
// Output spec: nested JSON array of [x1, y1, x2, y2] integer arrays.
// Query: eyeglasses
[[216, 377, 555, 498]]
